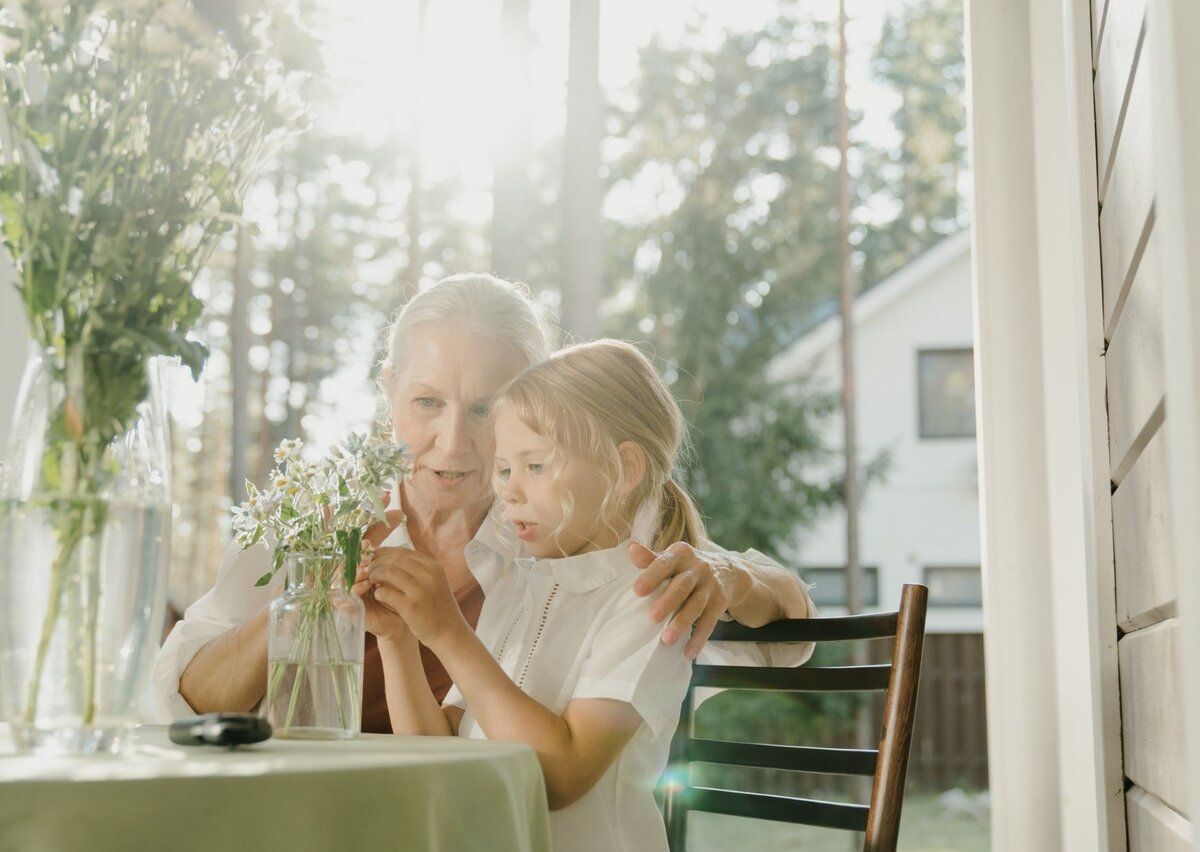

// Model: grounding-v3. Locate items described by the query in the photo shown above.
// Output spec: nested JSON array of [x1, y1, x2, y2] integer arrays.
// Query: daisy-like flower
[[235, 432, 410, 589]]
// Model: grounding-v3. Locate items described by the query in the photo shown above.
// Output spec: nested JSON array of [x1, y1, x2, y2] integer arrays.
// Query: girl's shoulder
[[542, 544, 640, 595]]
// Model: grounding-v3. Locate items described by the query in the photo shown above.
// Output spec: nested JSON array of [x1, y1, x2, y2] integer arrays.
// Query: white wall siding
[[778, 239, 981, 632]]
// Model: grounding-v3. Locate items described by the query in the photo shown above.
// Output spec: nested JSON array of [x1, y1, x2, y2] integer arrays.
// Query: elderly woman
[[154, 274, 812, 731]]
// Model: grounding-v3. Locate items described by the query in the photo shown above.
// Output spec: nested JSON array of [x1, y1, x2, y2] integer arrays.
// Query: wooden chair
[[662, 583, 928, 852]]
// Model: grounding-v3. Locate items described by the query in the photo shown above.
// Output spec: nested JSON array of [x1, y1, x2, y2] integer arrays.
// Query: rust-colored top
[[360, 579, 487, 734]]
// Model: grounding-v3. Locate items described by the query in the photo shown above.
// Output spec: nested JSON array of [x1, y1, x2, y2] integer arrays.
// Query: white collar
[[517, 542, 636, 594]]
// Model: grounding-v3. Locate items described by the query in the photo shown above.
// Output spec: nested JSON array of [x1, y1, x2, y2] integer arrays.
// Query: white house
[[771, 230, 981, 633]]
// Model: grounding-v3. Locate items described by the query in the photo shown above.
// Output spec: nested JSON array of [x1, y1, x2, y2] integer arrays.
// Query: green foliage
[[604, 0, 965, 558], [604, 5, 849, 556], [859, 0, 967, 286], [0, 0, 302, 491]]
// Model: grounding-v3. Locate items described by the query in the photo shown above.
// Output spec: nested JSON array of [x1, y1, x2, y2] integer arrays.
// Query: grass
[[683, 792, 991, 852]]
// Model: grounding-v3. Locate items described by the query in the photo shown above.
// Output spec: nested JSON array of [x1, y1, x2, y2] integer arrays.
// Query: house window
[[917, 348, 976, 439], [924, 565, 982, 607], [803, 566, 879, 608]]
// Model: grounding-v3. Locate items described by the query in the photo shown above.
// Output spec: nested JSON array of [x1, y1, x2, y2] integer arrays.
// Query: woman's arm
[[162, 510, 406, 719], [628, 541, 813, 658], [178, 610, 269, 713], [153, 539, 278, 718]]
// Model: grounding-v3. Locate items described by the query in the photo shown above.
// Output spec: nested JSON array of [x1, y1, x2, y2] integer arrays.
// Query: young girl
[[357, 339, 702, 852]]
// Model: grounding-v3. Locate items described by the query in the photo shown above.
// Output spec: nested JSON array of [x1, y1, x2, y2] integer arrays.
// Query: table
[[0, 725, 551, 852]]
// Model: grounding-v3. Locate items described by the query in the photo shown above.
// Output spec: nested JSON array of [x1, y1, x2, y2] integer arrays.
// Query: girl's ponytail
[[654, 478, 706, 552]]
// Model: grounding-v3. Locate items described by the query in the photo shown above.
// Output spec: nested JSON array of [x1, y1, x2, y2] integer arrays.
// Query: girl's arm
[[374, 634, 454, 736], [352, 550, 452, 736], [365, 550, 643, 809], [433, 625, 642, 809]]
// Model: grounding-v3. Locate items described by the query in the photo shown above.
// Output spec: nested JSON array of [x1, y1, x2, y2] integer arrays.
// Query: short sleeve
[[571, 584, 692, 739]]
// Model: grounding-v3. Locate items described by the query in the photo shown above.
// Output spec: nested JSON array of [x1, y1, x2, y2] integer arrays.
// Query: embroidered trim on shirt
[[494, 597, 528, 664], [516, 582, 560, 689]]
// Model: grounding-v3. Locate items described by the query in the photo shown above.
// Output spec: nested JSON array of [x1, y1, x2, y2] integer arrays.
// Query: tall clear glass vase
[[266, 553, 365, 739], [0, 345, 172, 755]]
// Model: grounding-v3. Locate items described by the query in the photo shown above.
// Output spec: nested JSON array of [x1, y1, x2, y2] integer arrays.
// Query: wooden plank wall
[[1092, 0, 1191, 846]]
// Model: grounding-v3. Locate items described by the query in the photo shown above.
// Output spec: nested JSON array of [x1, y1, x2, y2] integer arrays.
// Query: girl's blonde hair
[[495, 339, 706, 552]]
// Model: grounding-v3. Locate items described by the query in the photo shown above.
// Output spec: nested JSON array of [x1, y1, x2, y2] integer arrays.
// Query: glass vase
[[266, 553, 365, 739], [0, 345, 171, 755]]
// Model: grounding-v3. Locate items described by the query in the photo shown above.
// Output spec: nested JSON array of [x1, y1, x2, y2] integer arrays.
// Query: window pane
[[918, 349, 976, 438], [804, 567, 879, 607], [924, 566, 982, 606]]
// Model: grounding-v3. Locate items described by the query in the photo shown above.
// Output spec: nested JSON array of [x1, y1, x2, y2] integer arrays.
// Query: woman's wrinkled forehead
[[395, 323, 528, 397]]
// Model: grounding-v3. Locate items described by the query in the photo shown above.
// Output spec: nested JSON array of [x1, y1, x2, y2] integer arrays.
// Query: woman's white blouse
[[444, 544, 692, 852]]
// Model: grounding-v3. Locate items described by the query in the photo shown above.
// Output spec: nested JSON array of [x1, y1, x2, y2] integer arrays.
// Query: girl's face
[[389, 324, 528, 518], [493, 406, 617, 559]]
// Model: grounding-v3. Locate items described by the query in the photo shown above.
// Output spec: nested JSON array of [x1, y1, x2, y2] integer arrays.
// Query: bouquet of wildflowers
[[232, 433, 411, 589], [232, 433, 408, 735]]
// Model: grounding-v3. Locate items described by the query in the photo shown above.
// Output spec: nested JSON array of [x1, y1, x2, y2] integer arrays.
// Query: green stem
[[319, 604, 347, 731], [278, 592, 319, 734], [80, 511, 101, 725], [282, 656, 306, 735], [21, 510, 84, 724]]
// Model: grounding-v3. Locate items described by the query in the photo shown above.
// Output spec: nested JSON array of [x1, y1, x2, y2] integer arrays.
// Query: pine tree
[[859, 0, 967, 287], [604, 5, 851, 557]]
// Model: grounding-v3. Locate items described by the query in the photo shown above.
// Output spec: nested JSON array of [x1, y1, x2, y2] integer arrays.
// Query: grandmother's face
[[389, 323, 528, 515]]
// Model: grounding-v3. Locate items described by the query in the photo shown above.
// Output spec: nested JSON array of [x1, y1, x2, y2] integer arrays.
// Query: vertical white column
[[1151, 0, 1200, 840], [1028, 0, 1126, 846], [964, 0, 1063, 847]]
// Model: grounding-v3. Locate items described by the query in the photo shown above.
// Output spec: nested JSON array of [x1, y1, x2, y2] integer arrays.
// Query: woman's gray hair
[[378, 273, 553, 393]]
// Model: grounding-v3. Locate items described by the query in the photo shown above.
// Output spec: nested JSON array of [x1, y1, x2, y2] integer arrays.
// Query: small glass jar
[[266, 553, 365, 739]]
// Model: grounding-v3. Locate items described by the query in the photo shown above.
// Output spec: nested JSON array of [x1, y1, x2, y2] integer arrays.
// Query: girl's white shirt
[[443, 541, 690, 852], [151, 498, 812, 722]]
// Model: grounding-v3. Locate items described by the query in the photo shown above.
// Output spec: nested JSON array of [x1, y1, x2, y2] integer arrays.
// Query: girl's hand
[[628, 541, 744, 660], [350, 505, 413, 641], [363, 546, 470, 650], [352, 559, 413, 643]]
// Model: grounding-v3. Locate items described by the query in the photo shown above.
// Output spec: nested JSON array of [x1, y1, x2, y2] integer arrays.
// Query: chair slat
[[691, 663, 892, 691], [710, 613, 899, 643], [663, 584, 929, 852], [684, 787, 869, 832], [686, 739, 880, 776]]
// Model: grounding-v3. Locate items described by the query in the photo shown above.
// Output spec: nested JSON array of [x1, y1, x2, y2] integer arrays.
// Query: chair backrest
[[662, 583, 929, 852]]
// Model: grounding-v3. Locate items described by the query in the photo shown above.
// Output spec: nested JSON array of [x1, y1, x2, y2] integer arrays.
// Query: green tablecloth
[[0, 726, 550, 852]]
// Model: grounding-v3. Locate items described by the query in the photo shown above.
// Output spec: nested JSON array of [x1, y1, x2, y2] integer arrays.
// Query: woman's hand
[[628, 541, 749, 660], [361, 546, 470, 650]]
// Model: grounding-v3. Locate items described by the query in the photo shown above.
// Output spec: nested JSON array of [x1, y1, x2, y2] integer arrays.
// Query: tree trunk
[[228, 227, 250, 503], [404, 0, 429, 301], [492, 0, 532, 283], [560, 0, 602, 341]]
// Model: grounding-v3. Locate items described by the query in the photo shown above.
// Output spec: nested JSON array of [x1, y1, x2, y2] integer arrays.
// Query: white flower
[[273, 437, 302, 464], [21, 52, 47, 106]]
